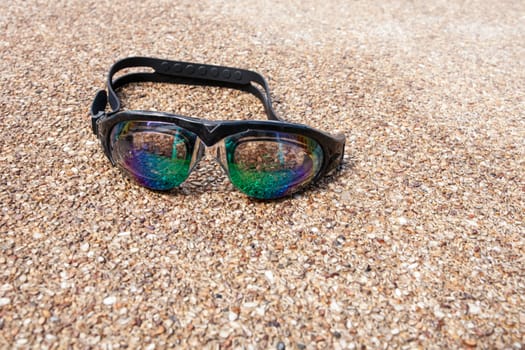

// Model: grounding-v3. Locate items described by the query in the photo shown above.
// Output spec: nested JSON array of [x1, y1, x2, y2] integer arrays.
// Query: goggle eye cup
[[222, 131, 324, 199], [109, 121, 199, 190]]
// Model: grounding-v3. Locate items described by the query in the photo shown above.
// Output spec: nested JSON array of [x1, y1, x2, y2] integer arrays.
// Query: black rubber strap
[[94, 56, 280, 121]]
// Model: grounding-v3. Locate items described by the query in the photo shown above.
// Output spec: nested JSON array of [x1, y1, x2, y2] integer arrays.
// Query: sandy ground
[[0, 0, 524, 348]]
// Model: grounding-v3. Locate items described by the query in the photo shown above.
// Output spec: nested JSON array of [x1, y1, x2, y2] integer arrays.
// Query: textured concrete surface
[[0, 0, 524, 348]]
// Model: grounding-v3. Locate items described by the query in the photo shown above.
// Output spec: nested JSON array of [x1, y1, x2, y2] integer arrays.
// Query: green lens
[[224, 131, 324, 199], [110, 121, 197, 190]]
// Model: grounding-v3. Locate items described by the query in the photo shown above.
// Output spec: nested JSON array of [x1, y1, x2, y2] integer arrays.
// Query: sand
[[0, 0, 524, 348]]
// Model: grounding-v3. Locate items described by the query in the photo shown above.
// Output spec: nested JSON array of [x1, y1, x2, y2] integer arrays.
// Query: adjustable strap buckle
[[90, 90, 108, 135], [91, 111, 105, 136]]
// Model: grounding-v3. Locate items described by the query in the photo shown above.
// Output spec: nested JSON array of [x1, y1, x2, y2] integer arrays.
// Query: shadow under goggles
[[90, 57, 345, 199]]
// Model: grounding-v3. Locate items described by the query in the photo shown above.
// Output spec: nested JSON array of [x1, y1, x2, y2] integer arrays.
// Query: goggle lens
[[224, 131, 324, 199], [110, 121, 197, 190]]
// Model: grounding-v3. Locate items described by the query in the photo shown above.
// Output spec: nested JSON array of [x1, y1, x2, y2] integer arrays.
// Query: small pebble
[[228, 311, 238, 321], [0, 298, 11, 307], [330, 299, 342, 312], [219, 328, 232, 338], [16, 338, 28, 346], [468, 303, 481, 315], [397, 217, 408, 225], [334, 235, 346, 246], [0, 284, 12, 292], [41, 309, 51, 319], [434, 309, 445, 319], [103, 296, 117, 305], [45, 334, 57, 342], [33, 232, 43, 239], [150, 326, 165, 336], [462, 338, 477, 347], [264, 270, 275, 284]]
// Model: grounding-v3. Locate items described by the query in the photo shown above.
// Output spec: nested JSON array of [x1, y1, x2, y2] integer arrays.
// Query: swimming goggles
[[90, 57, 345, 199]]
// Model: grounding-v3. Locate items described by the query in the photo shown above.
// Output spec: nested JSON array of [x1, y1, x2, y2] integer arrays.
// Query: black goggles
[[90, 57, 345, 199]]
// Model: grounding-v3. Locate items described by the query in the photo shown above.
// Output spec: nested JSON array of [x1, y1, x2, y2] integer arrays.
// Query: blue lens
[[110, 121, 197, 190]]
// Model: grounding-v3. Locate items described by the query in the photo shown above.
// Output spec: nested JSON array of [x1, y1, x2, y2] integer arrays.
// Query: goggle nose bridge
[[188, 138, 229, 174]]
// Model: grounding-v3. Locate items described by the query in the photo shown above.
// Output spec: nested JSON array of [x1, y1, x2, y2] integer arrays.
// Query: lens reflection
[[110, 121, 196, 190], [224, 131, 323, 199]]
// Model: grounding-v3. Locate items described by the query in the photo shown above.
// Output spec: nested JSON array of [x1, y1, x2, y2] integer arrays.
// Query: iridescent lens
[[110, 121, 197, 190], [224, 131, 324, 199]]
